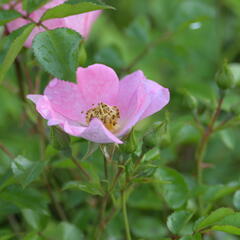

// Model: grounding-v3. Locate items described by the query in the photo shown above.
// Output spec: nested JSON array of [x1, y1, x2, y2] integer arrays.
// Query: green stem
[[104, 155, 108, 180], [195, 91, 224, 215], [122, 190, 132, 240], [0, 142, 15, 159]]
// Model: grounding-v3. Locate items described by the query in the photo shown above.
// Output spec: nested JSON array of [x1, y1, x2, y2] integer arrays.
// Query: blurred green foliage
[[1, 0, 240, 239]]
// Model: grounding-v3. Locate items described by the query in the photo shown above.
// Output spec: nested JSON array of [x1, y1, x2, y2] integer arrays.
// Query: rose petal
[[27, 94, 87, 135], [62, 121, 86, 136], [27, 95, 69, 126], [44, 79, 87, 123], [27, 94, 42, 104], [64, 11, 101, 38], [77, 64, 119, 107], [80, 118, 123, 144], [44, 0, 65, 8], [116, 71, 150, 136], [140, 79, 170, 120]]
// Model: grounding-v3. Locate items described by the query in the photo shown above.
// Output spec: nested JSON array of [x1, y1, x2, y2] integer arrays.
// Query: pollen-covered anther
[[85, 102, 120, 132]]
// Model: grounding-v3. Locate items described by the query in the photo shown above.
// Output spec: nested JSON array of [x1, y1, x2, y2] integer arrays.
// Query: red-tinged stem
[[196, 91, 225, 214]]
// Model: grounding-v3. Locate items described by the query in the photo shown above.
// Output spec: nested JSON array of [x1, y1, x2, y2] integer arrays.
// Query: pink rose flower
[[27, 64, 170, 144], [5, 0, 101, 47]]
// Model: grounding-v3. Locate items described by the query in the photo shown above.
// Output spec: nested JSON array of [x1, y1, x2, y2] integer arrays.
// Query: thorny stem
[[196, 91, 225, 214], [0, 142, 15, 159], [95, 146, 121, 240], [122, 190, 132, 240], [23, 15, 49, 30], [4, 4, 49, 31], [95, 194, 109, 240], [37, 116, 46, 161], [95, 166, 125, 240], [104, 155, 108, 180], [70, 155, 91, 180]]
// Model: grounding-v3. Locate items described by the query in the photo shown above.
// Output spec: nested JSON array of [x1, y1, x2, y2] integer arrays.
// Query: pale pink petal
[[80, 118, 123, 144], [27, 94, 42, 104], [27, 94, 87, 135], [115, 70, 170, 136], [44, 0, 65, 8], [115, 71, 150, 136], [6, 18, 29, 33], [140, 80, 170, 120], [44, 79, 88, 123], [27, 95, 69, 126], [62, 121, 86, 136], [64, 10, 101, 38], [116, 71, 145, 120], [77, 64, 119, 107]]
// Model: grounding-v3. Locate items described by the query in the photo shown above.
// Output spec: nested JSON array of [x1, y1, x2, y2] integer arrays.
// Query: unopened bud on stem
[[216, 60, 234, 90]]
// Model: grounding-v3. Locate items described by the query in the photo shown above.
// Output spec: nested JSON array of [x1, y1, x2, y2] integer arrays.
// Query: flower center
[[86, 102, 120, 132]]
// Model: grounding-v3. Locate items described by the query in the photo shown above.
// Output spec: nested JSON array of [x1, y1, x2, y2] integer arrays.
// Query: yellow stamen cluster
[[86, 102, 120, 132]]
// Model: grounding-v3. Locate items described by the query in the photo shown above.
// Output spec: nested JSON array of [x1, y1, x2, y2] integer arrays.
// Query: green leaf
[[0, 234, 15, 240], [11, 155, 45, 188], [205, 182, 240, 203], [216, 213, 240, 227], [0, 0, 11, 3], [40, 0, 114, 21], [80, 142, 99, 161], [212, 225, 240, 235], [0, 10, 21, 25], [180, 234, 202, 240], [50, 127, 71, 153], [194, 208, 234, 231], [215, 116, 240, 131], [0, 186, 48, 211], [120, 129, 137, 153], [233, 191, 240, 210], [0, 23, 35, 84], [22, 208, 49, 230], [131, 216, 167, 239], [23, 232, 42, 240], [32, 28, 82, 82], [142, 147, 160, 162], [45, 222, 84, 240], [23, 0, 49, 12], [167, 210, 193, 235], [0, 171, 16, 191], [128, 184, 163, 210], [0, 25, 28, 63], [155, 167, 189, 209], [63, 180, 103, 196]]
